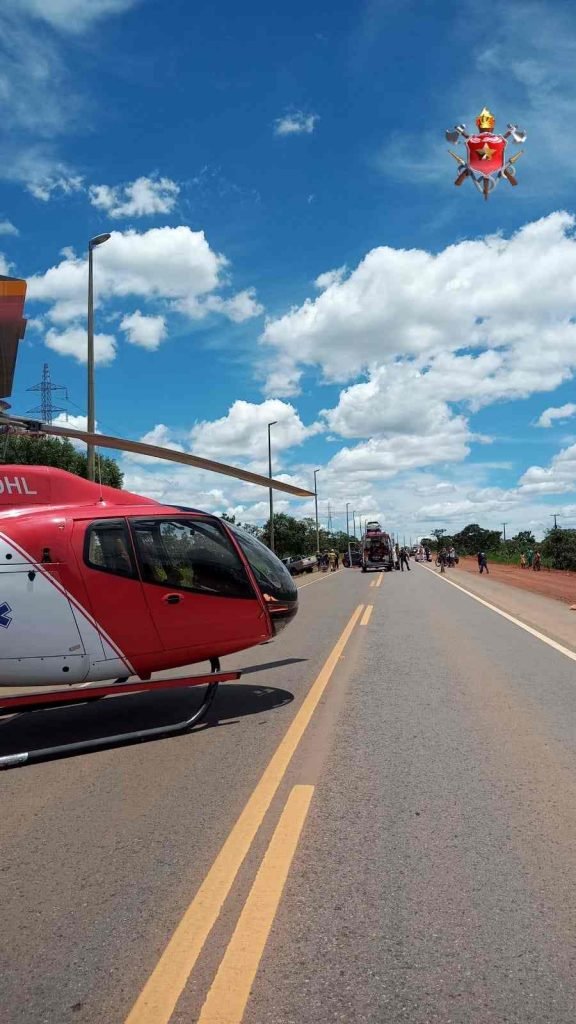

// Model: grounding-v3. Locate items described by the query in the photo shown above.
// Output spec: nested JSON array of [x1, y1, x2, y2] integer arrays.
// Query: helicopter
[[0, 275, 314, 767]]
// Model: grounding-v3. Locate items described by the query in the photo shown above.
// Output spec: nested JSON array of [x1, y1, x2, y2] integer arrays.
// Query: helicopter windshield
[[229, 525, 298, 633]]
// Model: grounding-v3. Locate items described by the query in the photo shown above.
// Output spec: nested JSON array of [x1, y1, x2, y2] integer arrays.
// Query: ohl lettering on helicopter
[[0, 475, 37, 496]]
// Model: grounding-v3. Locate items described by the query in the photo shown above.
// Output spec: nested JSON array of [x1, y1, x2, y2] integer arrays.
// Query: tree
[[509, 530, 536, 551], [220, 514, 262, 539], [541, 527, 576, 570], [451, 523, 500, 555], [1, 433, 123, 488]]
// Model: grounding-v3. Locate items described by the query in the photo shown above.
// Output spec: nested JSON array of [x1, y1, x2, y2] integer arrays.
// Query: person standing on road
[[520, 553, 526, 568], [527, 548, 533, 568], [400, 546, 411, 572], [478, 551, 489, 574], [533, 551, 541, 571], [328, 549, 338, 572], [438, 547, 447, 574]]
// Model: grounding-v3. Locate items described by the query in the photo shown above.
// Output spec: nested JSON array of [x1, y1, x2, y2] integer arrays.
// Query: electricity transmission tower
[[27, 363, 69, 423]]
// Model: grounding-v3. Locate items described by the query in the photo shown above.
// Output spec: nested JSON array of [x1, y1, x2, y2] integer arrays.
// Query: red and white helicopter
[[0, 275, 313, 767]]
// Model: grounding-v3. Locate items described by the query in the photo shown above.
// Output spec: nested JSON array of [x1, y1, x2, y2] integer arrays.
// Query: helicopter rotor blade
[[19, 421, 314, 498]]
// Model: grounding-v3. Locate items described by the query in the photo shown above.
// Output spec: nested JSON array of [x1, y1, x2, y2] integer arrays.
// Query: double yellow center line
[[125, 603, 365, 1024]]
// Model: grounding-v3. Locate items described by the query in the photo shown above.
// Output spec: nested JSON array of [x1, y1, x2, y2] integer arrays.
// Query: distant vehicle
[[361, 522, 395, 573], [282, 554, 317, 576], [343, 547, 362, 568]]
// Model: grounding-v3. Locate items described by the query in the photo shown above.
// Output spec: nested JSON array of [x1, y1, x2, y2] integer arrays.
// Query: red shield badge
[[466, 134, 506, 176]]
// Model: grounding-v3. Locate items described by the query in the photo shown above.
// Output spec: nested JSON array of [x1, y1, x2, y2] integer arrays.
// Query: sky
[[3, 0, 576, 540]]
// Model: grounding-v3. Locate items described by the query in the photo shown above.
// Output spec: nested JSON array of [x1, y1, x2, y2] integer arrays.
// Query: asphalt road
[[2, 564, 576, 1023]]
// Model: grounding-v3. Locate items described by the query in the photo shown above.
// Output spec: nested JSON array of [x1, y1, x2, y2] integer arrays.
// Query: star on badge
[[476, 142, 496, 160]]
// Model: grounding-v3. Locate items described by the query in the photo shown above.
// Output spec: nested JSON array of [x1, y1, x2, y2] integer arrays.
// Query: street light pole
[[346, 502, 351, 565], [352, 510, 357, 539], [314, 469, 320, 553], [267, 420, 277, 551], [87, 232, 111, 482]]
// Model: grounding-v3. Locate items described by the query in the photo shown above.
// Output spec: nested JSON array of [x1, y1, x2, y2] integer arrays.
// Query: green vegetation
[[427, 521, 576, 572], [0, 433, 123, 488], [222, 512, 355, 559]]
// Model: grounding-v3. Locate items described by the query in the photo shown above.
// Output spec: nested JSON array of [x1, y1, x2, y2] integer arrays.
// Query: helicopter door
[[76, 518, 161, 659], [129, 517, 268, 657]]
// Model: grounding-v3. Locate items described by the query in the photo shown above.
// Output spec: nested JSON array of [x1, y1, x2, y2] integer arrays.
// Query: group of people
[[318, 550, 339, 572], [520, 550, 542, 571], [436, 546, 458, 572]]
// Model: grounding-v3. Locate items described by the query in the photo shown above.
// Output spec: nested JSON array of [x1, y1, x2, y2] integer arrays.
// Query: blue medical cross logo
[[0, 602, 13, 629]]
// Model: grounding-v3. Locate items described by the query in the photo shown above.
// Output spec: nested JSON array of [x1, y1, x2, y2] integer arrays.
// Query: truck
[[281, 554, 317, 576], [361, 521, 395, 573]]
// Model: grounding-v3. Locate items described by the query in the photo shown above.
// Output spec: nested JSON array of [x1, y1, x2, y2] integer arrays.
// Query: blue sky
[[3, 0, 576, 538]]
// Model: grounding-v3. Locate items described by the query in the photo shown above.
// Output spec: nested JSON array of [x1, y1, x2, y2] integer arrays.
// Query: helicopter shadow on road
[[0, 659, 306, 767]]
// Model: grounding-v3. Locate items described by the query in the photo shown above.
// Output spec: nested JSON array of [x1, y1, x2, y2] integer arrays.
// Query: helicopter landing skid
[[0, 658, 239, 769]]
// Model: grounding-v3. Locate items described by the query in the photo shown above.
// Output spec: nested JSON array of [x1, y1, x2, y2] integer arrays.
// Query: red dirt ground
[[456, 556, 576, 606]]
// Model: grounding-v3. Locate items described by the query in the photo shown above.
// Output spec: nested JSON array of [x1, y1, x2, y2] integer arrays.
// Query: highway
[[2, 564, 576, 1023]]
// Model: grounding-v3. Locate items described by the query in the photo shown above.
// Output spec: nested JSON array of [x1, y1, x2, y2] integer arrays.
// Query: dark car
[[343, 549, 362, 567]]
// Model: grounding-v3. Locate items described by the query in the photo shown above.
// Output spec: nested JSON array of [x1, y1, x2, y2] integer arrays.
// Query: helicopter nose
[[262, 591, 298, 635]]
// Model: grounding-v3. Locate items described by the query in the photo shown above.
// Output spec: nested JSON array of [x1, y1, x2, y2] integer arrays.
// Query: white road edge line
[[420, 564, 576, 664]]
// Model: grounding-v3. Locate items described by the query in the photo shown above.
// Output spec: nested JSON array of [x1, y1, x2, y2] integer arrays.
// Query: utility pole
[[314, 469, 320, 554], [346, 502, 351, 566], [502, 522, 509, 543], [352, 511, 357, 539], [551, 513, 561, 529], [87, 232, 111, 481], [267, 420, 277, 552]]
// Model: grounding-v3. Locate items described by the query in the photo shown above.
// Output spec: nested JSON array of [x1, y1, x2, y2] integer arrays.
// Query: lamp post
[[352, 510, 357, 539], [267, 421, 277, 551], [87, 232, 111, 481], [314, 469, 320, 554], [346, 501, 351, 566]]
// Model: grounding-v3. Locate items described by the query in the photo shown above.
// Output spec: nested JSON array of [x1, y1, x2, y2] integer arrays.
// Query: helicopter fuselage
[[0, 466, 298, 689]]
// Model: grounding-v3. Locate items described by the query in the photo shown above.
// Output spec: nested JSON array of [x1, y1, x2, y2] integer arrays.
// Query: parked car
[[343, 549, 362, 567], [281, 555, 317, 576]]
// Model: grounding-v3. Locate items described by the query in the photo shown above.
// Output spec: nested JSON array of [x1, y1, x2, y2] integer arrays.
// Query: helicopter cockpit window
[[129, 518, 255, 599], [84, 520, 137, 579]]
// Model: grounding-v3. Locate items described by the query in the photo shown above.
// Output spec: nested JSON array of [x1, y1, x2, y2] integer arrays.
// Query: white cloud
[[45, 326, 117, 365], [13, 0, 139, 33], [203, 288, 264, 323], [324, 416, 471, 482], [28, 174, 84, 202], [536, 403, 576, 428], [190, 399, 320, 461], [0, 254, 12, 275], [0, 221, 18, 236], [274, 111, 319, 136], [315, 266, 347, 290], [28, 225, 226, 324], [88, 175, 180, 219], [120, 310, 167, 350], [519, 443, 576, 495], [52, 412, 88, 431], [0, 1, 138, 192], [262, 214, 576, 426]]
